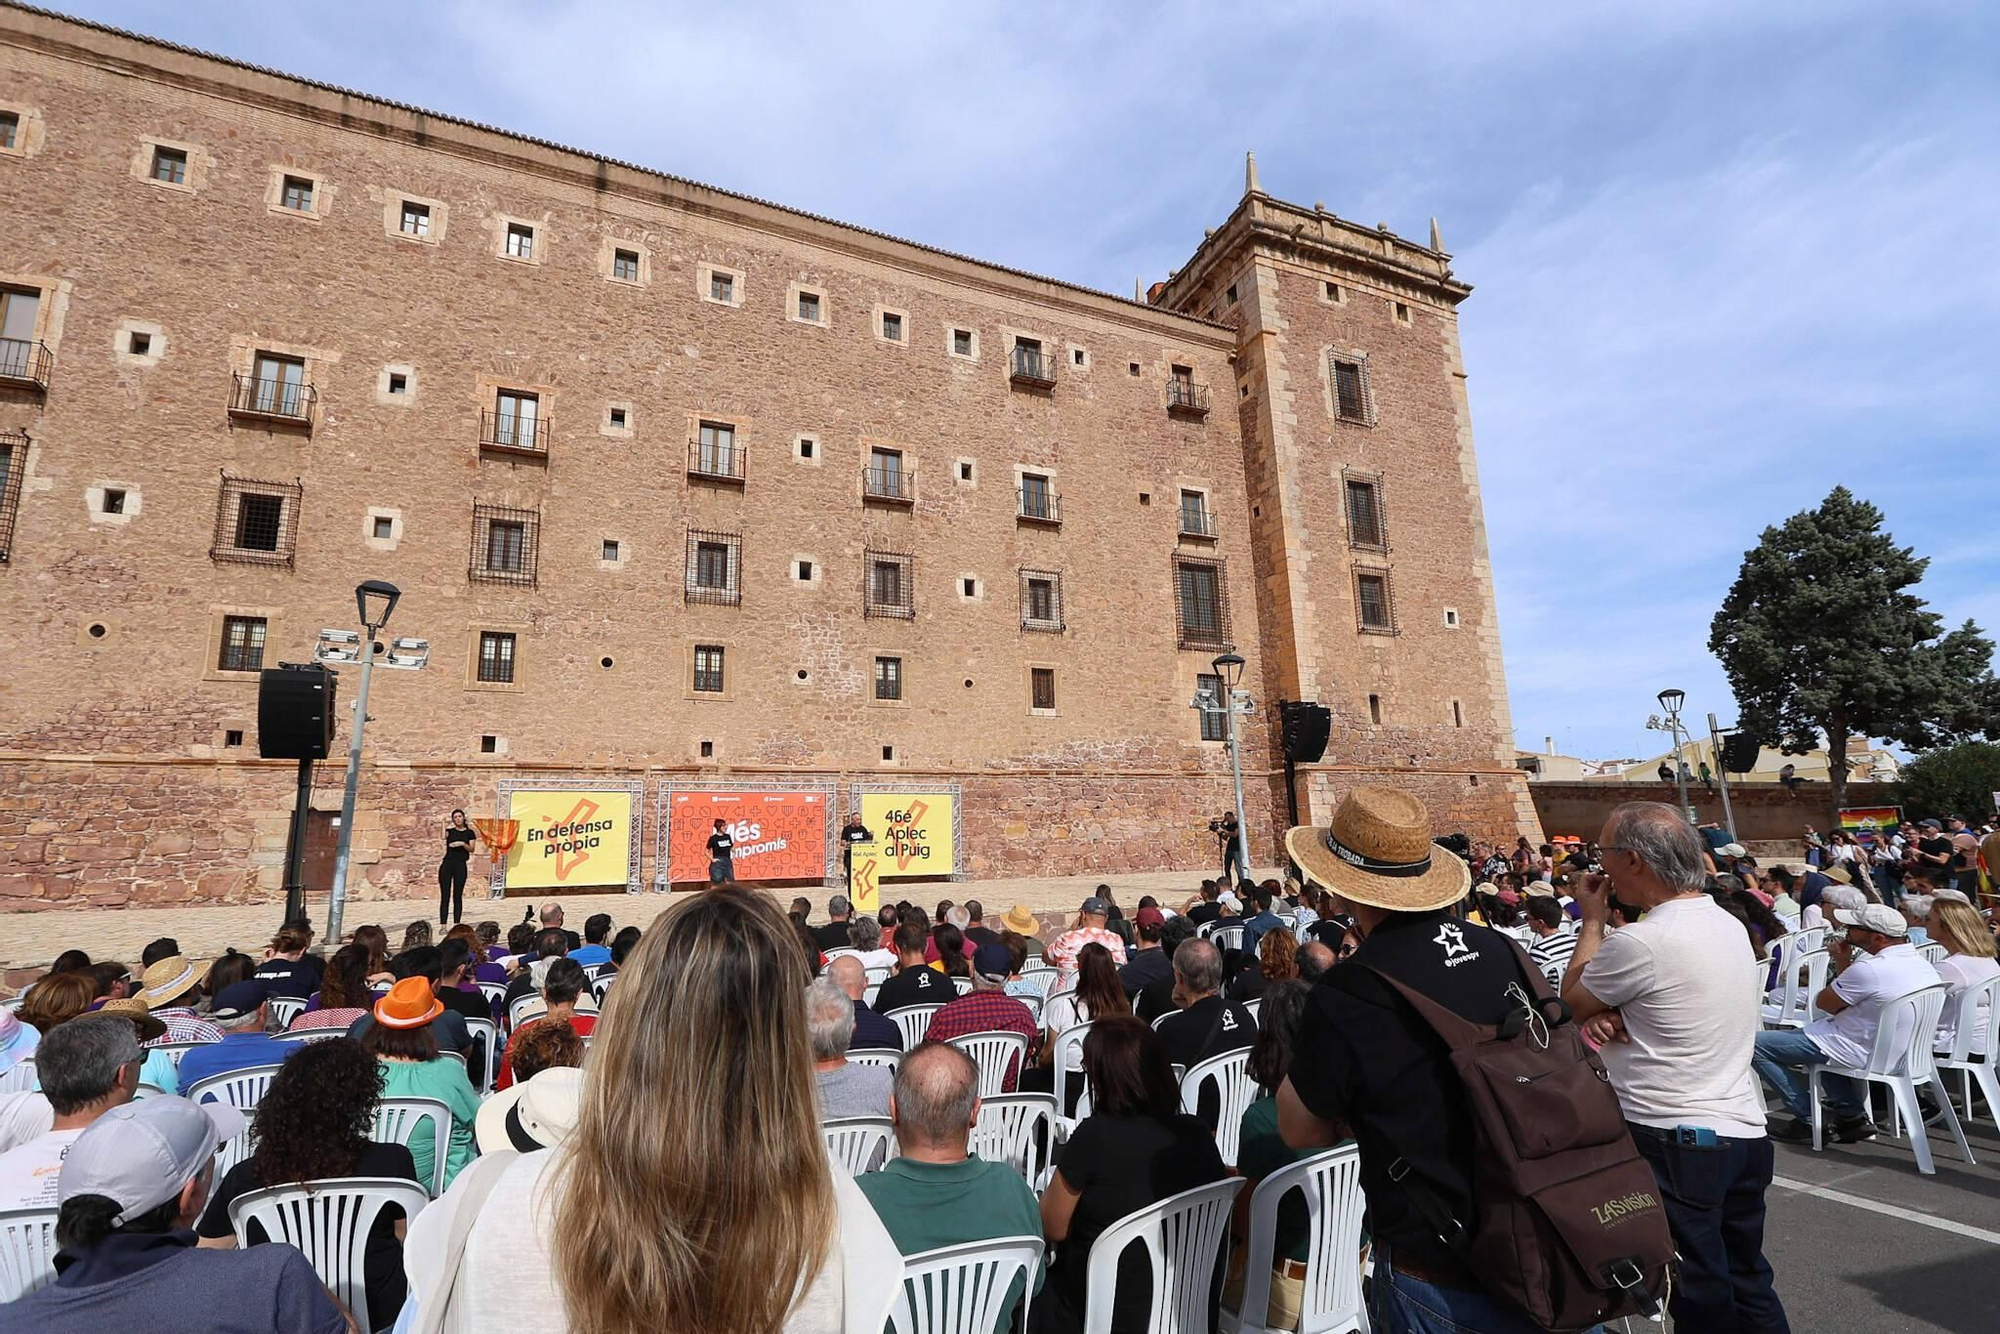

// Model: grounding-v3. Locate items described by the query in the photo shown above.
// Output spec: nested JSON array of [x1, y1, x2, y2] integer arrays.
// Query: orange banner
[[667, 789, 828, 883]]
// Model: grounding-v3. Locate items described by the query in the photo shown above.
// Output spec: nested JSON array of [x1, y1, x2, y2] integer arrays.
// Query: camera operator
[[1214, 811, 1242, 881]]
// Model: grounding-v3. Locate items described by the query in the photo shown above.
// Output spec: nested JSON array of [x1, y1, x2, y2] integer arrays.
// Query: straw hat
[[475, 1067, 584, 1154], [96, 998, 167, 1044], [134, 956, 204, 1010], [999, 904, 1039, 935], [1286, 786, 1470, 913], [374, 977, 443, 1029], [1822, 865, 1853, 886]]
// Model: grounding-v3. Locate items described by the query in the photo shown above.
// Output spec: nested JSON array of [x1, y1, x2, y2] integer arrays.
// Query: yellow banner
[[505, 789, 634, 890], [849, 792, 956, 911]]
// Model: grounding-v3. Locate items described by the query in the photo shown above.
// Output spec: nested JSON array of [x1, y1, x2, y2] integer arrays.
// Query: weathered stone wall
[[1529, 781, 1898, 845]]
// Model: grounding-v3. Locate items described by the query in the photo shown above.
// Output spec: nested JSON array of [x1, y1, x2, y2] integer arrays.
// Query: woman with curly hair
[[292, 943, 376, 1030], [496, 958, 596, 1091], [509, 1017, 585, 1084], [195, 1037, 422, 1331], [1228, 926, 1298, 1004]]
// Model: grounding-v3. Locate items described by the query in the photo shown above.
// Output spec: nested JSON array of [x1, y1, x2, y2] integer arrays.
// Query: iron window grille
[[1197, 672, 1227, 741], [0, 430, 25, 562], [1009, 341, 1056, 388], [477, 631, 517, 684], [689, 422, 745, 482], [469, 502, 540, 586], [1174, 556, 1230, 649], [864, 550, 915, 619], [1031, 667, 1057, 711], [875, 656, 903, 701], [1167, 372, 1210, 417], [1017, 477, 1061, 525], [685, 529, 743, 606], [1344, 472, 1388, 550], [1020, 569, 1064, 633], [693, 644, 726, 693], [217, 615, 268, 672], [210, 474, 301, 568], [864, 455, 913, 504], [1355, 568, 1397, 634], [1330, 351, 1377, 425], [1178, 491, 1217, 540], [482, 393, 549, 458]]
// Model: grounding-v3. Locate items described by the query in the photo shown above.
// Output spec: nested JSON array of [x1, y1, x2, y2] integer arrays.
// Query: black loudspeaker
[[258, 665, 338, 760], [1721, 731, 1762, 774], [1279, 699, 1333, 764]]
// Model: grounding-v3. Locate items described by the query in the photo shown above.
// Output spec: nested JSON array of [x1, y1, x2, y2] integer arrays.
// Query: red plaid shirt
[[145, 1008, 221, 1047], [921, 990, 1039, 1091]]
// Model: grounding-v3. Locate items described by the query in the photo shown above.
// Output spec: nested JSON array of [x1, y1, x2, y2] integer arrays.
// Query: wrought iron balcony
[[863, 466, 914, 505], [688, 438, 746, 484], [1167, 378, 1210, 417], [1017, 488, 1062, 526], [228, 372, 316, 430], [0, 338, 51, 393], [1178, 508, 1219, 542], [479, 409, 549, 460], [1009, 344, 1057, 389]]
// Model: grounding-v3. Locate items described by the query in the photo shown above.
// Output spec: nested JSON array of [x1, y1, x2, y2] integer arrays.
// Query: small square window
[[952, 328, 974, 357], [481, 734, 499, 753], [387, 372, 407, 395], [1444, 608, 1460, 628], [700, 740, 714, 758], [1225, 284, 1238, 304], [959, 461, 974, 482], [602, 539, 620, 561], [608, 407, 627, 428], [693, 644, 726, 693], [149, 146, 187, 185], [874, 656, 903, 701], [128, 332, 151, 356], [799, 438, 814, 459], [280, 175, 314, 212], [797, 559, 813, 580], [797, 291, 821, 322], [961, 577, 977, 597], [478, 631, 517, 684], [0, 112, 17, 151], [882, 745, 895, 762], [1395, 301, 1411, 322], [710, 271, 735, 302], [505, 223, 535, 259], [400, 201, 430, 236], [103, 489, 127, 515], [372, 516, 393, 539], [1129, 362, 1140, 376], [224, 728, 245, 748], [1325, 281, 1342, 301], [1072, 348, 1085, 366], [881, 311, 903, 341], [1030, 667, 1057, 712], [612, 249, 640, 281]]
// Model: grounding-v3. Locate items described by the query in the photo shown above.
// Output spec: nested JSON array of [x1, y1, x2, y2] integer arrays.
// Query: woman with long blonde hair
[[1929, 897, 1999, 1056], [404, 888, 898, 1333]]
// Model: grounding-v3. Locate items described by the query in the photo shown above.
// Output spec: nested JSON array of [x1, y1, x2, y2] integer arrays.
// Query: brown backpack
[[1349, 944, 1672, 1331]]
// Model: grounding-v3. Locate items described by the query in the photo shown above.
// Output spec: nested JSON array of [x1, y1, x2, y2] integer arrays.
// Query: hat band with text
[[1324, 828, 1434, 878]]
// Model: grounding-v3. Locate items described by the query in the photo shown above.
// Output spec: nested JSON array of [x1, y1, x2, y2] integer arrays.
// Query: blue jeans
[[1628, 1124, 1790, 1333], [1368, 1242, 1603, 1333], [1751, 1029, 1865, 1122]]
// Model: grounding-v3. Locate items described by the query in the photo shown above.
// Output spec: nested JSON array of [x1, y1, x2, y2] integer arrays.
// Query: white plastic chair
[[267, 996, 307, 1029], [823, 948, 865, 967], [1207, 924, 1247, 953], [865, 983, 884, 1009], [866, 964, 894, 986], [822, 1116, 896, 1174], [0, 1062, 34, 1094], [269, 1030, 344, 1046], [1916, 942, 1948, 966], [463, 1016, 500, 1094], [0, 1207, 57, 1304], [1051, 1020, 1094, 1129], [1935, 973, 2000, 1132], [1017, 965, 1058, 999], [969, 1093, 1061, 1192], [509, 993, 547, 1028], [948, 1030, 1032, 1098], [1760, 950, 1828, 1030], [592, 974, 617, 1006], [1081, 1176, 1244, 1334], [147, 1040, 216, 1071], [476, 981, 508, 1013], [1809, 983, 1974, 1174], [1790, 925, 1827, 956], [1016, 993, 1044, 1026], [849, 1047, 904, 1073], [1219, 1143, 1368, 1334], [884, 1004, 946, 1051], [952, 976, 975, 997], [1179, 1049, 1257, 1167], [372, 1097, 453, 1197], [187, 1062, 284, 1114], [889, 1235, 1044, 1334], [1243, 998, 1261, 1026], [227, 1177, 429, 1334]]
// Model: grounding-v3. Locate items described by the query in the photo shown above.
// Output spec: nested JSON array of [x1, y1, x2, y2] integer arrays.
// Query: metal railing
[[1009, 344, 1057, 387], [480, 409, 550, 457], [1178, 507, 1219, 540], [688, 438, 746, 482], [227, 372, 315, 427], [863, 466, 913, 503], [0, 338, 52, 392], [1167, 378, 1210, 415], [1017, 487, 1062, 525]]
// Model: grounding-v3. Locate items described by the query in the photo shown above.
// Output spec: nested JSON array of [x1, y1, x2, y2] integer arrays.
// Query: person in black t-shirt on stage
[[706, 818, 737, 884], [439, 809, 479, 926]]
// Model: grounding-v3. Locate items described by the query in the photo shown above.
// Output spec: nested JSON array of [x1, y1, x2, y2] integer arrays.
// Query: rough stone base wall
[[1529, 781, 1896, 846]]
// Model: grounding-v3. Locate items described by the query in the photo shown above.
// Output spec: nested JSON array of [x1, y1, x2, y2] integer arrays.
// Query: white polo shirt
[[1806, 942, 1940, 1069]]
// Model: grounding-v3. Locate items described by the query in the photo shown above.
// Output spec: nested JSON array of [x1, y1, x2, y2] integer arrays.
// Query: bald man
[[539, 902, 580, 952], [829, 954, 902, 1051]]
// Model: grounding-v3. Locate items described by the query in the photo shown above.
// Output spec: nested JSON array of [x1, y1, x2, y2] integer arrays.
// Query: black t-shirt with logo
[[707, 831, 735, 859], [1154, 994, 1257, 1070], [251, 957, 318, 1000], [872, 964, 947, 1016], [1288, 910, 1525, 1277]]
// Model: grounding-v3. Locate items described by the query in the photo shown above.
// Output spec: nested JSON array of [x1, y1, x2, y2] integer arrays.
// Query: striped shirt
[[1527, 922, 1578, 986], [145, 1007, 221, 1047]]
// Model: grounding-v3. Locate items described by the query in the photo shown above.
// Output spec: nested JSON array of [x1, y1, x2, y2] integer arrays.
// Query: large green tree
[[1709, 486, 1999, 822], [1895, 741, 2000, 825]]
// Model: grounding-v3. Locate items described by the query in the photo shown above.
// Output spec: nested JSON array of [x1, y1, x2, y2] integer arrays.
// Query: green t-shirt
[[1237, 1095, 1313, 1262], [854, 1155, 1044, 1327], [376, 1056, 482, 1192]]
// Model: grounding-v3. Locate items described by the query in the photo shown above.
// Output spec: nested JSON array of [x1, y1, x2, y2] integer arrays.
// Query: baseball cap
[[475, 1066, 584, 1154], [209, 979, 269, 1022], [1134, 906, 1166, 929], [1920, 819, 1942, 830], [1217, 891, 1242, 912], [58, 1096, 244, 1223], [973, 942, 1013, 980], [1833, 904, 1909, 938], [1721, 843, 1748, 858], [1079, 896, 1109, 916]]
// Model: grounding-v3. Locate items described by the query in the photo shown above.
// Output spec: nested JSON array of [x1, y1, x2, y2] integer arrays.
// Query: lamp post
[[1707, 712, 1739, 840], [316, 581, 428, 945], [1193, 652, 1255, 879], [1656, 688, 1693, 824]]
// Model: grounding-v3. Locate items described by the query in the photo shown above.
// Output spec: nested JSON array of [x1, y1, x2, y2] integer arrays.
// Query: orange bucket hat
[[374, 976, 443, 1029]]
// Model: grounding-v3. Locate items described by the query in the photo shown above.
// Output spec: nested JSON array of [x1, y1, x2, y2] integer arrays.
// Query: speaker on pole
[[1279, 700, 1333, 764], [258, 664, 338, 761]]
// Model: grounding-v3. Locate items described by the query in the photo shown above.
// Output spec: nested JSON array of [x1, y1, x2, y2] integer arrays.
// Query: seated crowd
[[2, 808, 1994, 1334]]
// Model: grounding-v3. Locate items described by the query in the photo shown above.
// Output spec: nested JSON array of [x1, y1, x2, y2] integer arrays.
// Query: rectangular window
[[505, 223, 535, 259], [1020, 472, 1055, 521], [280, 175, 314, 212], [1030, 667, 1057, 712], [250, 353, 305, 416], [129, 332, 151, 355], [710, 271, 735, 302], [1021, 569, 1062, 631], [487, 521, 526, 572], [952, 328, 973, 356], [1179, 489, 1211, 537], [874, 655, 903, 701], [612, 249, 640, 281], [1356, 571, 1394, 632], [797, 291, 821, 322], [387, 372, 407, 394], [218, 616, 267, 672], [234, 492, 284, 551], [477, 631, 517, 684], [211, 476, 301, 567], [865, 551, 914, 619], [1175, 558, 1227, 647], [685, 530, 741, 605], [1332, 356, 1370, 424], [0, 112, 17, 150], [1345, 478, 1385, 548], [400, 201, 430, 236], [602, 539, 620, 562], [696, 421, 737, 476], [103, 489, 127, 515], [1197, 672, 1227, 741], [866, 447, 907, 500], [0, 288, 39, 380], [470, 504, 538, 585], [694, 541, 730, 588], [149, 146, 187, 184], [492, 391, 539, 449], [881, 311, 903, 341], [693, 644, 726, 693], [373, 516, 394, 539]]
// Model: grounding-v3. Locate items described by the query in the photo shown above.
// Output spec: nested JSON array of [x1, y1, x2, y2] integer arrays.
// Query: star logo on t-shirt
[[1434, 922, 1473, 959]]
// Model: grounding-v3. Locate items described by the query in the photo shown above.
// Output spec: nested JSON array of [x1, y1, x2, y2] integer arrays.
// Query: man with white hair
[[1155, 938, 1256, 1072], [845, 915, 898, 972], [812, 895, 856, 953], [807, 977, 892, 1118], [0, 1015, 140, 1210], [1898, 894, 1935, 945]]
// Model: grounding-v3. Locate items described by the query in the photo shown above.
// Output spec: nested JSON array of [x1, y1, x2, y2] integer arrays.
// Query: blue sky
[[62, 1, 2000, 759]]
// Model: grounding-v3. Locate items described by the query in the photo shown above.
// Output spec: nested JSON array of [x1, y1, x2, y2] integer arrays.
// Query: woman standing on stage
[[440, 808, 480, 926]]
